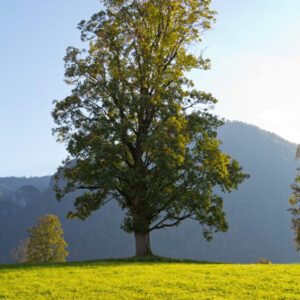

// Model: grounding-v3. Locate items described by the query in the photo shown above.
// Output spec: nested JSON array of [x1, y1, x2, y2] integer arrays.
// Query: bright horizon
[[1, 0, 299, 177]]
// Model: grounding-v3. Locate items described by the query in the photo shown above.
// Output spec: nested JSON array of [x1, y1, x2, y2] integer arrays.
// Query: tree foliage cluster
[[12, 214, 68, 263], [289, 166, 300, 251]]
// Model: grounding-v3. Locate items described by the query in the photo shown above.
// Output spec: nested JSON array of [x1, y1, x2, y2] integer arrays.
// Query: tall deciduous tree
[[26, 214, 69, 263], [289, 150, 300, 251], [52, 0, 249, 256]]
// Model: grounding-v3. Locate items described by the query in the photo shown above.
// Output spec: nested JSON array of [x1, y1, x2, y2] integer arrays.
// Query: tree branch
[[149, 213, 193, 232]]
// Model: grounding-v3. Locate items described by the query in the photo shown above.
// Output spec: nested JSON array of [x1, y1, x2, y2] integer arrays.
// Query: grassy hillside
[[1, 258, 300, 299]]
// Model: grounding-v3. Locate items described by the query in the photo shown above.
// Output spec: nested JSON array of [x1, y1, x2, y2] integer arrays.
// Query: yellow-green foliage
[[26, 214, 69, 263], [0, 259, 300, 299]]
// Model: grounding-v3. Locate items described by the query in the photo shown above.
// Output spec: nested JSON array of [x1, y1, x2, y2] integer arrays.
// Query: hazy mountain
[[0, 176, 51, 202], [0, 121, 298, 264]]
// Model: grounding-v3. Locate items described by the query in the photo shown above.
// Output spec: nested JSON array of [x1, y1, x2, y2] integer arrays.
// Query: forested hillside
[[0, 121, 298, 264], [0, 176, 51, 201]]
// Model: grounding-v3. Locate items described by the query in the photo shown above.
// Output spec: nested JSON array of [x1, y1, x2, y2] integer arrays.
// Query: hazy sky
[[0, 0, 299, 177]]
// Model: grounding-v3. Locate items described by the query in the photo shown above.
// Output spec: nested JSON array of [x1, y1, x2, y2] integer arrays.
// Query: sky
[[0, 0, 299, 177]]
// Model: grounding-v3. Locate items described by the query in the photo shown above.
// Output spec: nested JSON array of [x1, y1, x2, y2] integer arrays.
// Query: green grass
[[0, 256, 300, 299]]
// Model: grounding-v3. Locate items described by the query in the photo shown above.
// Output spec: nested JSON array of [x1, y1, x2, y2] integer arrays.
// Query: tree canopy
[[289, 164, 300, 251], [26, 214, 69, 263], [52, 0, 248, 256]]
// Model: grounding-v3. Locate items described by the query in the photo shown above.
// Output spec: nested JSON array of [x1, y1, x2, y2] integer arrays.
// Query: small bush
[[257, 257, 271, 264]]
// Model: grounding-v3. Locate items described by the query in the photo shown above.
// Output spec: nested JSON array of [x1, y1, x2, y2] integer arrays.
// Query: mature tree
[[25, 214, 69, 263], [52, 0, 249, 256], [289, 147, 300, 251]]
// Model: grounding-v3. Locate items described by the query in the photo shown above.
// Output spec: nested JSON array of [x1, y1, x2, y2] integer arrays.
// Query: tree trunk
[[134, 232, 153, 256]]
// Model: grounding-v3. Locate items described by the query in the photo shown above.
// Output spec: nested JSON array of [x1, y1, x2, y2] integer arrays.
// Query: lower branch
[[149, 213, 192, 232]]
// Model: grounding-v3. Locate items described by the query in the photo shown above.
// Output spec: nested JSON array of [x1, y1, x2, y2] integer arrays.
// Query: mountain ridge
[[0, 121, 298, 264]]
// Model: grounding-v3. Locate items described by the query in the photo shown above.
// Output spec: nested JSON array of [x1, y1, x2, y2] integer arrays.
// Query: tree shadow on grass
[[0, 255, 224, 270]]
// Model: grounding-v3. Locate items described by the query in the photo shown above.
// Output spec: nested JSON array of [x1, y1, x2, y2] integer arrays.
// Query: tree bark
[[134, 232, 153, 256]]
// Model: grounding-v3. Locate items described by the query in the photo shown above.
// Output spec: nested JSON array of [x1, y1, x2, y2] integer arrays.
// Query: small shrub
[[257, 257, 271, 264]]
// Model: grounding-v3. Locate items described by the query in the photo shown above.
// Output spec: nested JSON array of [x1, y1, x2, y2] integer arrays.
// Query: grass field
[[0, 257, 300, 299]]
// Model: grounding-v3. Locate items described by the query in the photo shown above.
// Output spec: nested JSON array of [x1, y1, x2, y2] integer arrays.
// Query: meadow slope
[[0, 258, 300, 299]]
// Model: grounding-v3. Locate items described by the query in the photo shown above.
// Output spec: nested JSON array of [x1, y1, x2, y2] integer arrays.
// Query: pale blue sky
[[1, 0, 299, 176]]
